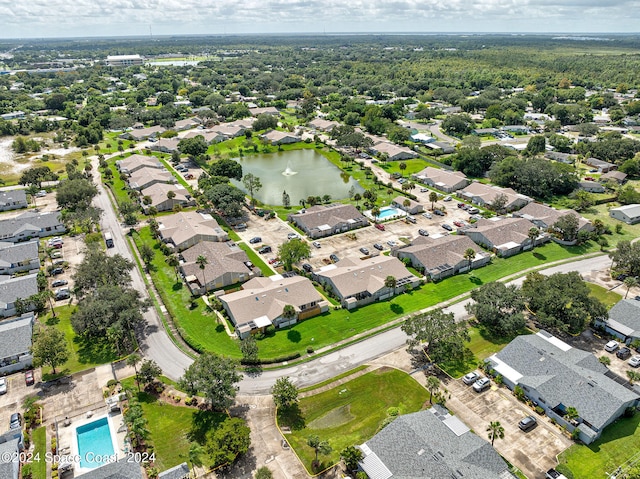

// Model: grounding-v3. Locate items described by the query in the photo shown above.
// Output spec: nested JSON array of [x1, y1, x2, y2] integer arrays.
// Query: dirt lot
[[445, 375, 572, 479]]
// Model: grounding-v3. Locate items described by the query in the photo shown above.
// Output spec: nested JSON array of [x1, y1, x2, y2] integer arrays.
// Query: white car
[[605, 340, 619, 353], [0, 378, 6, 395], [422, 212, 432, 219], [462, 371, 479, 385], [312, 241, 321, 248], [444, 196, 452, 201], [629, 355, 640, 367]]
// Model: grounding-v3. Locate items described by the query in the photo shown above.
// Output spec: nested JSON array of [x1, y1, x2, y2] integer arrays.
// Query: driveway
[[444, 376, 572, 479]]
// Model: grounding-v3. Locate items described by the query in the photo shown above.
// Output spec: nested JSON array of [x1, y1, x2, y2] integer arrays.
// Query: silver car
[[473, 377, 491, 392], [629, 355, 640, 368], [462, 371, 480, 385], [0, 378, 6, 395]]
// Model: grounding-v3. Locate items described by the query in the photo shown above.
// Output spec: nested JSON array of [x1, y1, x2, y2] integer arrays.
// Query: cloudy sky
[[1, 0, 639, 38]]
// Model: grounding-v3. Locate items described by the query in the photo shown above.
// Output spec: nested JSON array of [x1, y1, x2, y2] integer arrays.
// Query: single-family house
[[120, 125, 165, 141], [410, 133, 436, 144], [513, 202, 593, 233], [579, 181, 605, 193], [261, 130, 300, 145], [0, 190, 27, 212], [585, 157, 617, 173], [610, 204, 640, 224], [180, 241, 256, 295], [0, 431, 22, 479], [308, 118, 339, 132], [412, 167, 469, 193], [182, 129, 227, 144], [0, 241, 39, 275], [314, 256, 420, 309], [358, 405, 516, 479], [158, 211, 228, 251], [116, 154, 164, 175], [460, 182, 533, 211], [369, 141, 418, 161], [249, 106, 280, 117], [601, 170, 628, 184], [424, 141, 456, 154], [488, 330, 640, 444], [220, 276, 328, 338], [288, 204, 369, 239], [472, 127, 499, 136], [544, 151, 575, 164], [395, 234, 491, 281], [148, 138, 180, 154], [463, 217, 547, 257], [0, 211, 65, 243], [598, 299, 640, 343], [0, 312, 34, 373], [391, 196, 423, 215], [128, 167, 177, 191], [0, 111, 25, 121], [79, 458, 143, 479], [502, 125, 531, 134], [140, 183, 193, 213], [173, 118, 200, 131]]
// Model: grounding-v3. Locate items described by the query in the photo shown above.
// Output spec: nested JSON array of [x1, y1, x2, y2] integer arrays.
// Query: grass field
[[557, 413, 640, 479], [277, 368, 428, 472], [581, 203, 640, 247], [41, 306, 119, 379], [586, 283, 622, 308], [31, 427, 47, 479]]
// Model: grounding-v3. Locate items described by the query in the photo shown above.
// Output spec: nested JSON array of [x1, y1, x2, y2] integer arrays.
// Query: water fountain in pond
[[282, 159, 298, 176]]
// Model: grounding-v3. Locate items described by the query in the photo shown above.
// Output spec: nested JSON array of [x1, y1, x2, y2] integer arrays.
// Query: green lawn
[[378, 158, 429, 177], [298, 365, 369, 393], [31, 427, 46, 479], [586, 283, 622, 308], [237, 242, 274, 277], [41, 306, 119, 379], [557, 413, 640, 479], [277, 368, 428, 473]]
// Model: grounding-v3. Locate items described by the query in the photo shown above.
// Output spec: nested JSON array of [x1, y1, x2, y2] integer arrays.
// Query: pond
[[231, 149, 363, 206]]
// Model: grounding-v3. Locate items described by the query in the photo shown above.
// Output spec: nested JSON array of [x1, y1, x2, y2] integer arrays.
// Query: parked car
[[258, 246, 272, 254], [268, 257, 279, 264], [420, 188, 428, 193], [418, 229, 429, 237], [25, 370, 34, 386], [546, 469, 568, 479], [444, 196, 452, 201], [312, 241, 321, 248], [287, 233, 300, 240], [457, 202, 465, 208], [55, 288, 71, 301], [375, 223, 385, 231], [422, 212, 432, 219], [35, 190, 47, 197], [462, 371, 479, 385], [441, 224, 453, 231], [330, 254, 339, 263], [453, 221, 463, 227], [628, 355, 640, 367], [473, 377, 491, 392], [51, 267, 64, 275], [184, 173, 195, 179], [518, 415, 537, 432], [302, 263, 313, 273], [9, 413, 21, 430], [0, 378, 6, 395], [359, 247, 370, 255], [406, 216, 416, 224], [617, 347, 632, 359], [51, 251, 63, 259], [387, 240, 398, 247], [52, 279, 68, 287], [373, 243, 384, 251], [249, 236, 262, 244], [605, 340, 620, 352], [434, 209, 445, 216]]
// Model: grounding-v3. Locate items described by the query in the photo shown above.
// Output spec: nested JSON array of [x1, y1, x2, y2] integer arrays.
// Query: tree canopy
[[179, 353, 242, 410], [466, 282, 525, 336], [278, 238, 311, 271]]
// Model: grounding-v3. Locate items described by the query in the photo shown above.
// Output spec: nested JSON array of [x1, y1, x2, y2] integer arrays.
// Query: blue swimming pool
[[76, 417, 115, 469], [377, 206, 405, 219]]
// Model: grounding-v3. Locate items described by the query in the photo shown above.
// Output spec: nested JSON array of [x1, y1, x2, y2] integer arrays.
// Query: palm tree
[[486, 421, 505, 446], [528, 227, 539, 250], [371, 206, 381, 222], [399, 162, 407, 177], [166, 255, 180, 281], [282, 304, 296, 322], [429, 191, 438, 210], [627, 370, 640, 385], [196, 255, 208, 295], [385, 275, 397, 296], [565, 406, 579, 424], [127, 353, 142, 392], [463, 248, 476, 272], [307, 435, 332, 469], [353, 193, 362, 206], [188, 443, 204, 477], [624, 276, 638, 299], [426, 376, 440, 403]]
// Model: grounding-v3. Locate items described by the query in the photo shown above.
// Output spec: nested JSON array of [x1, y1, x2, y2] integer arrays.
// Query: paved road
[[91, 156, 193, 379], [427, 120, 459, 145]]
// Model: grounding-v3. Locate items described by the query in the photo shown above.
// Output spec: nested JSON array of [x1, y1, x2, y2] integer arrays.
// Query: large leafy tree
[[209, 158, 243, 180], [278, 238, 311, 271], [72, 247, 135, 297], [206, 417, 251, 467], [205, 183, 245, 217], [19, 166, 58, 188], [466, 282, 525, 336], [271, 376, 299, 409], [553, 213, 580, 241], [179, 353, 242, 410], [610, 240, 640, 277], [401, 308, 470, 363], [242, 173, 262, 207], [31, 326, 69, 374], [178, 135, 208, 157]]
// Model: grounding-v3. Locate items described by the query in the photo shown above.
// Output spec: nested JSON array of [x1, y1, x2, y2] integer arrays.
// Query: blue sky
[[1, 0, 639, 38]]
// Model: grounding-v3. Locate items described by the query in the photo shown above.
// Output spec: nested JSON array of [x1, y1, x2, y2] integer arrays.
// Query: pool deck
[[364, 206, 407, 221]]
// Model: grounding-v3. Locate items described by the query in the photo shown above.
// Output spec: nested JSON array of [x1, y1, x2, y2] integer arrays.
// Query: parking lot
[[445, 375, 572, 479], [0, 369, 41, 431], [44, 234, 86, 302]]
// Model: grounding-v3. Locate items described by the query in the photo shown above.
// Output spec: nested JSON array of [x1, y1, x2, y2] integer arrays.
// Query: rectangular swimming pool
[[378, 206, 405, 219], [76, 416, 116, 469]]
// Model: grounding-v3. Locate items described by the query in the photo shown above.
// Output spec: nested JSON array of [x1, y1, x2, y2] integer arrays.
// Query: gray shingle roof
[[0, 432, 19, 479], [0, 190, 27, 207], [494, 332, 639, 430], [0, 241, 39, 268], [0, 313, 34, 359], [158, 463, 189, 479], [290, 204, 367, 232], [608, 299, 640, 337], [78, 459, 143, 479], [0, 211, 63, 239], [0, 274, 39, 310], [360, 407, 513, 479]]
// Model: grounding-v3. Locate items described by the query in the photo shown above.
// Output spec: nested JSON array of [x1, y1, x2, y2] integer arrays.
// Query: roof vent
[[417, 449, 425, 456]]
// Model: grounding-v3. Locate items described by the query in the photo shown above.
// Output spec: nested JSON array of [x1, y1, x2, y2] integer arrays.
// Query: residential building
[[80, 458, 143, 478], [0, 111, 25, 121], [173, 118, 200, 131], [459, 182, 533, 211], [249, 106, 280, 117], [598, 299, 640, 343], [358, 406, 515, 479], [585, 157, 616, 173], [502, 125, 531, 134], [610, 204, 640, 224], [182, 129, 227, 144], [315, 256, 420, 309], [0, 190, 27, 212], [180, 241, 256, 295], [412, 167, 469, 193], [211, 123, 247, 138], [220, 275, 328, 338], [579, 181, 605, 193], [158, 211, 228, 251], [0, 241, 39, 275], [119, 125, 165, 141], [513, 202, 593, 233], [391, 196, 423, 215], [395, 234, 491, 281], [488, 330, 639, 444], [308, 118, 339, 132], [128, 167, 177, 191], [424, 141, 456, 154], [369, 141, 418, 161], [288, 204, 369, 239], [544, 151, 575, 164], [148, 138, 180, 154], [463, 217, 547, 257], [261, 130, 300, 145], [410, 133, 436, 144], [115, 154, 164, 175], [601, 170, 628, 184], [158, 463, 190, 479], [0, 211, 65, 243], [472, 127, 499, 136], [105, 54, 143, 66], [0, 274, 38, 318], [0, 431, 21, 479], [140, 183, 194, 213], [0, 313, 34, 373]]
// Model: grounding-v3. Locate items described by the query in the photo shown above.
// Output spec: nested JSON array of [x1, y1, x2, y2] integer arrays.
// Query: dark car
[[9, 413, 21, 430], [617, 347, 632, 359], [51, 267, 64, 275], [418, 229, 429, 237], [52, 279, 68, 287], [546, 469, 568, 479], [258, 246, 272, 254], [518, 415, 537, 432], [55, 289, 71, 301], [434, 209, 445, 216], [25, 370, 34, 386], [302, 263, 313, 273], [249, 237, 262, 244], [441, 224, 453, 231], [330, 254, 339, 263], [359, 247, 370, 255], [373, 243, 384, 251]]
